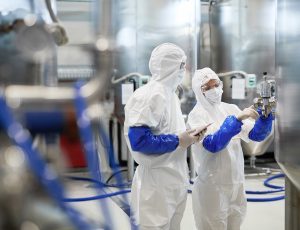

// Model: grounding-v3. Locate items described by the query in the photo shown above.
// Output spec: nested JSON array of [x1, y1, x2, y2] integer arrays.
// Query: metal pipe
[[127, 147, 134, 181], [5, 83, 75, 109], [217, 70, 248, 78], [285, 177, 300, 230], [112, 117, 119, 165]]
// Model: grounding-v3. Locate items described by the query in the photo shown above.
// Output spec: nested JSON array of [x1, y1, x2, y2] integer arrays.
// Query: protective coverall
[[124, 43, 190, 230], [187, 68, 273, 230]]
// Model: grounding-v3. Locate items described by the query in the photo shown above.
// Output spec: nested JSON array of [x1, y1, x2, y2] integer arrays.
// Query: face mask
[[174, 69, 185, 88], [204, 87, 223, 104]]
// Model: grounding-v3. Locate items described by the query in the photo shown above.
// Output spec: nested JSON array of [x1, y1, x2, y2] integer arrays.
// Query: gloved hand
[[178, 130, 200, 148], [249, 109, 273, 142], [237, 106, 259, 121], [257, 107, 275, 120], [189, 123, 211, 141]]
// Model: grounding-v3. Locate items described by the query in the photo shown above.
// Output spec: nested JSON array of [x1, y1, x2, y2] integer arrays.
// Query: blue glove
[[203, 115, 243, 153], [128, 126, 179, 155], [248, 111, 273, 142]]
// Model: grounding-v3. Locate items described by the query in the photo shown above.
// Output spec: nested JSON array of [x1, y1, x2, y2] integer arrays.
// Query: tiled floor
[[65, 173, 285, 229]]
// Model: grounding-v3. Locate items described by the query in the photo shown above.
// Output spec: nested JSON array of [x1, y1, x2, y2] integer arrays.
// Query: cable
[[0, 95, 92, 230], [63, 190, 131, 202], [105, 169, 129, 185], [63, 176, 130, 202], [67, 176, 130, 189], [45, 0, 59, 23]]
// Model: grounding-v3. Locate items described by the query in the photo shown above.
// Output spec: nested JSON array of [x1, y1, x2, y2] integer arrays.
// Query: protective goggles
[[201, 80, 223, 92], [180, 61, 186, 70]]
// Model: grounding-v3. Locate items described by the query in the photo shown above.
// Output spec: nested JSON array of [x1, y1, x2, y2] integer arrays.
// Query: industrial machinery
[[242, 73, 277, 170], [0, 0, 132, 229], [253, 73, 276, 118], [0, 0, 201, 228]]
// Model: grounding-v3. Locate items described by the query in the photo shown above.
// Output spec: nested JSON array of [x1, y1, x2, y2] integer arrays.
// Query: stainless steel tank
[[209, 0, 276, 109], [276, 0, 300, 190], [112, 0, 200, 117], [276, 2, 300, 227]]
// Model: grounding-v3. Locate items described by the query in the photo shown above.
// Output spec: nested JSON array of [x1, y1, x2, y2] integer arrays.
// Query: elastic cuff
[[228, 115, 243, 129], [260, 113, 273, 121], [232, 115, 243, 124]]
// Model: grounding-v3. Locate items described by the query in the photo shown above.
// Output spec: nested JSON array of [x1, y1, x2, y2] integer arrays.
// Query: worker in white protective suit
[[187, 68, 273, 230], [124, 43, 207, 230]]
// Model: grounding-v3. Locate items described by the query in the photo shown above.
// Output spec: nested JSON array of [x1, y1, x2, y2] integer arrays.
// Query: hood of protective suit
[[192, 67, 221, 107], [149, 43, 187, 90], [192, 67, 227, 125], [190, 67, 254, 135]]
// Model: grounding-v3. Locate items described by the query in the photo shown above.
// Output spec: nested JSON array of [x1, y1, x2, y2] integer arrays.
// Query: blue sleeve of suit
[[128, 126, 179, 155], [203, 115, 243, 153], [249, 113, 273, 142]]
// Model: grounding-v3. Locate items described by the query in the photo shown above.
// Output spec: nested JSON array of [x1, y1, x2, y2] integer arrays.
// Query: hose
[[105, 169, 130, 186], [247, 196, 285, 202], [246, 189, 284, 195], [246, 173, 285, 202], [264, 173, 285, 189], [0, 94, 92, 230]]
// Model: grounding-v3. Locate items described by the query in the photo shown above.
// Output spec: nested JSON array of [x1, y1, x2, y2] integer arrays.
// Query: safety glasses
[[180, 61, 186, 70], [201, 80, 223, 92]]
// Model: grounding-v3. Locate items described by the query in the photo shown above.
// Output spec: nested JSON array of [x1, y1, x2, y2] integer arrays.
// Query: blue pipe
[[74, 82, 138, 230], [0, 95, 92, 230], [74, 83, 135, 229], [74, 81, 113, 228]]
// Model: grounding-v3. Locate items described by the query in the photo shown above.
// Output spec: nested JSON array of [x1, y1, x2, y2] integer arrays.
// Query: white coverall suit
[[124, 43, 189, 230], [187, 68, 256, 230]]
